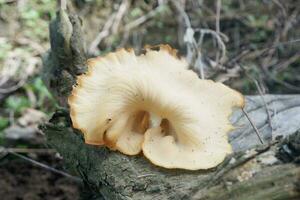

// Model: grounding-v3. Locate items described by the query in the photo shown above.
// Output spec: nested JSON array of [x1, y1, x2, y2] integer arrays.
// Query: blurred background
[[0, 0, 299, 199]]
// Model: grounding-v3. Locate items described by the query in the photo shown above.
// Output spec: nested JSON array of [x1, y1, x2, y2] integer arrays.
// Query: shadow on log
[[41, 8, 300, 200]]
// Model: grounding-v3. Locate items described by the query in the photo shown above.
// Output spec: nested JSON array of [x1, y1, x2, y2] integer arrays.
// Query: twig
[[227, 38, 300, 62], [0, 79, 26, 93], [241, 66, 275, 136], [88, 13, 117, 55], [252, 39, 300, 57], [274, 52, 300, 72], [124, 5, 166, 32], [253, 80, 274, 135], [171, 0, 191, 28], [242, 108, 264, 144], [89, 1, 167, 54], [112, 0, 130, 34], [60, 0, 67, 10], [215, 0, 221, 65], [215, 0, 221, 34], [196, 28, 228, 64], [172, 0, 228, 79], [5, 148, 56, 154], [0, 46, 39, 94], [7, 150, 82, 182], [137, 174, 156, 178], [171, 0, 205, 79], [15, 37, 45, 55], [118, 30, 130, 48], [272, 0, 287, 17], [269, 75, 300, 92]]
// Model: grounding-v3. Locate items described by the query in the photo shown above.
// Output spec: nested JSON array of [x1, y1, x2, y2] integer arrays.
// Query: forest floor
[[0, 155, 79, 200]]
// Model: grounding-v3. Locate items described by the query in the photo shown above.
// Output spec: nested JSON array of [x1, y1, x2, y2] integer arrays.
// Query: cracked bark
[[41, 9, 300, 200]]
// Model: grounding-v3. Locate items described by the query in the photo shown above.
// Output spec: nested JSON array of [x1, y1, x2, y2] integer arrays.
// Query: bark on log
[[41, 9, 300, 200]]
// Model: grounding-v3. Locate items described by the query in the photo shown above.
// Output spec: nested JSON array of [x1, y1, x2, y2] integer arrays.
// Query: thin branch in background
[[263, 52, 300, 92], [215, 0, 221, 65], [272, 0, 287, 18], [229, 38, 300, 62], [112, 0, 130, 34], [171, 0, 205, 79], [137, 174, 156, 178], [132, 31, 143, 50], [253, 79, 274, 135], [261, 10, 297, 69], [172, 0, 229, 79], [274, 52, 300, 72], [171, 0, 191, 28], [239, 64, 274, 135], [0, 40, 39, 95], [88, 12, 117, 55], [269, 75, 300, 92], [124, 4, 166, 32], [120, 3, 167, 48], [264, 38, 300, 52], [60, 0, 67, 10], [0, 79, 26, 94], [5, 148, 56, 154], [242, 108, 264, 144], [196, 28, 228, 63], [215, 0, 221, 33], [7, 150, 82, 182], [88, 0, 130, 54], [118, 30, 130, 48], [16, 37, 45, 55], [195, 47, 205, 79], [88, 1, 167, 55]]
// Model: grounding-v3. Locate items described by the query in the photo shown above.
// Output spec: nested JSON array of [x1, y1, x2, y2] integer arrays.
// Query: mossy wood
[[41, 9, 300, 200]]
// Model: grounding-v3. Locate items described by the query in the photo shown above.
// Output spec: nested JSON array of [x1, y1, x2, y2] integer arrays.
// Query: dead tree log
[[41, 8, 300, 200]]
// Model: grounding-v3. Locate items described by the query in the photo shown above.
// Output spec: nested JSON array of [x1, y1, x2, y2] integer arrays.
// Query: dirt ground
[[0, 155, 80, 200]]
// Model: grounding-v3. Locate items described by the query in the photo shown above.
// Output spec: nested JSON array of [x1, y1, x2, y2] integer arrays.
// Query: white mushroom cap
[[68, 45, 244, 170]]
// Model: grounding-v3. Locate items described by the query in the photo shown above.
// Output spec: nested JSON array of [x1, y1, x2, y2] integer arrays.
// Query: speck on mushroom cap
[[68, 44, 244, 170]]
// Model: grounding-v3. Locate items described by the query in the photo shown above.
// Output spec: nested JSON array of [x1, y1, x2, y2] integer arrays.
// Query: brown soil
[[0, 155, 80, 200]]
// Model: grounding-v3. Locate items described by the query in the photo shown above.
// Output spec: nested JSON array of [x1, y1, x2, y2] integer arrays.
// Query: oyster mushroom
[[68, 45, 244, 170]]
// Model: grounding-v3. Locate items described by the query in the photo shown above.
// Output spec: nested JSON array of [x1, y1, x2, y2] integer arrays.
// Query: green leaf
[[0, 117, 9, 131], [130, 8, 143, 18], [5, 95, 31, 114]]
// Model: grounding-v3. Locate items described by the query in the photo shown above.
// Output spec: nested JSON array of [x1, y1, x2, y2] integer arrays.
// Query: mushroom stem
[[149, 112, 162, 128]]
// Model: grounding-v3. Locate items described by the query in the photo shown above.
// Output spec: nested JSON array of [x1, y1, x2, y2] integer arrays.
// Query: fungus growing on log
[[68, 45, 244, 170]]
